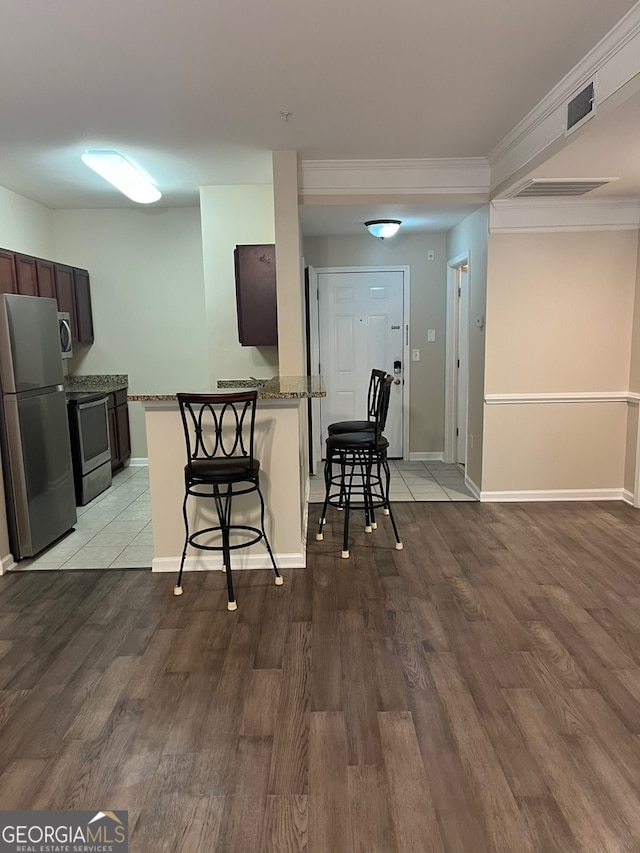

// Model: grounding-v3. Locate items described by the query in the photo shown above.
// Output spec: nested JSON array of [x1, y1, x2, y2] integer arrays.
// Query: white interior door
[[456, 264, 469, 463], [318, 269, 405, 457]]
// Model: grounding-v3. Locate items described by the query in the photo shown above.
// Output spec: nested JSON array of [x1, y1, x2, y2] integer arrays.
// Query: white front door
[[318, 269, 405, 457]]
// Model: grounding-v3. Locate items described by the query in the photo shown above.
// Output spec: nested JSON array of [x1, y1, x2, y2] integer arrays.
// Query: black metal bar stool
[[173, 391, 282, 611], [316, 375, 402, 557]]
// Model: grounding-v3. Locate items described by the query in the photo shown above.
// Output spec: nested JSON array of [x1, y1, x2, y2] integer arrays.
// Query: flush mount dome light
[[81, 150, 161, 204], [365, 219, 401, 239]]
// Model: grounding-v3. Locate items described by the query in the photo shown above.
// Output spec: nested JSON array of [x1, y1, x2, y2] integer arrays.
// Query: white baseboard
[[128, 458, 149, 467], [480, 487, 626, 503], [152, 552, 306, 572], [622, 489, 636, 506], [0, 553, 17, 575], [408, 452, 444, 461]]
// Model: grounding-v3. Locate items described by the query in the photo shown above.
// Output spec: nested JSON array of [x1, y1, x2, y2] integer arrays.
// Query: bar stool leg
[[363, 451, 375, 533], [214, 486, 237, 610], [316, 453, 333, 540], [342, 451, 355, 558], [381, 456, 403, 550], [257, 482, 283, 585], [174, 489, 189, 596]]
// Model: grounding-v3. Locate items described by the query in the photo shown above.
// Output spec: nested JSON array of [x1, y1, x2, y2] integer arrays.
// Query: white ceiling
[[0, 0, 638, 237]]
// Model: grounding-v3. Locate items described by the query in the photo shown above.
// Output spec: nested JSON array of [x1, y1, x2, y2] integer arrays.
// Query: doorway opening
[[308, 266, 410, 472]]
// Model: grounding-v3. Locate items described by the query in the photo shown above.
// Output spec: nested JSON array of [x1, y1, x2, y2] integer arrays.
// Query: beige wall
[[53, 207, 208, 458], [303, 231, 448, 455], [446, 205, 489, 488], [273, 152, 305, 376], [145, 400, 306, 566], [0, 185, 56, 259], [200, 185, 278, 385], [484, 229, 639, 495], [483, 403, 627, 493], [625, 233, 640, 493]]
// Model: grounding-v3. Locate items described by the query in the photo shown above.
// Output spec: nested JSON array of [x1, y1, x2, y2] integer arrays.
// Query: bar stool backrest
[[375, 375, 394, 441], [177, 391, 257, 474], [367, 369, 387, 423]]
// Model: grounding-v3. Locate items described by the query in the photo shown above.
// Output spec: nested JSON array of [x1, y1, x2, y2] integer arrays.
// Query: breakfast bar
[[130, 376, 324, 574]]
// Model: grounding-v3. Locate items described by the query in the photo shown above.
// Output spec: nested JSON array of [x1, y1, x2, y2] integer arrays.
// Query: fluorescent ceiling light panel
[[81, 150, 161, 203]]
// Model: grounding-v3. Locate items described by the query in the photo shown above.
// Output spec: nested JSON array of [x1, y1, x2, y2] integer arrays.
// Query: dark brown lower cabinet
[[108, 389, 131, 471]]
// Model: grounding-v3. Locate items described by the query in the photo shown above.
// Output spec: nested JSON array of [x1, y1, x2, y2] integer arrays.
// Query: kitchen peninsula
[[130, 376, 325, 574]]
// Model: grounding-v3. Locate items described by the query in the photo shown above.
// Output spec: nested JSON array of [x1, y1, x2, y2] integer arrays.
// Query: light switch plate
[[427, 329, 436, 342], [412, 349, 420, 362], [427, 250, 435, 261]]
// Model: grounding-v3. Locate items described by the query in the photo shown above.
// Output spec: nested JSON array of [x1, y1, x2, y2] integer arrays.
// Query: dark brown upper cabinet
[[15, 254, 38, 296], [73, 268, 94, 345], [35, 259, 56, 300], [0, 249, 93, 344], [234, 244, 278, 347], [54, 263, 77, 339], [0, 249, 17, 295]]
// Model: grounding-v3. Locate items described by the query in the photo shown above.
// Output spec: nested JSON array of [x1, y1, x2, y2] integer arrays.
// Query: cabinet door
[[35, 259, 56, 300], [116, 403, 131, 463], [0, 249, 17, 294], [15, 254, 38, 297], [54, 264, 78, 340], [73, 268, 94, 344], [234, 244, 278, 346], [108, 399, 120, 470]]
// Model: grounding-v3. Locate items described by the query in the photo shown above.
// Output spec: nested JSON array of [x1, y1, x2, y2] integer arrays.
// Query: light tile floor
[[308, 460, 476, 503], [16, 461, 474, 571], [15, 465, 153, 571]]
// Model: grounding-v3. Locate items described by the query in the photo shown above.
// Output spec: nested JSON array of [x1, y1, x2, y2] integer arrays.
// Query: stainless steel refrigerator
[[0, 294, 77, 559]]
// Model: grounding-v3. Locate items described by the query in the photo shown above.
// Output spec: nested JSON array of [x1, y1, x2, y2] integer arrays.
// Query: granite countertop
[[129, 375, 325, 402], [64, 374, 128, 394]]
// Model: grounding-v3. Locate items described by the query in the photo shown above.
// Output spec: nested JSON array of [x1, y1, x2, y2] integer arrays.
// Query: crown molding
[[489, 197, 640, 233], [489, 4, 640, 192], [299, 157, 490, 196]]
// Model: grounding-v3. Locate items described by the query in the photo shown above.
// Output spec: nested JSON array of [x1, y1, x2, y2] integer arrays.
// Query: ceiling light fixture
[[81, 150, 161, 204], [365, 219, 401, 239]]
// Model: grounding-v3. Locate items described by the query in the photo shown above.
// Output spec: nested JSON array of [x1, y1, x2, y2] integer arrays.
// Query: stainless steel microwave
[[58, 312, 72, 359]]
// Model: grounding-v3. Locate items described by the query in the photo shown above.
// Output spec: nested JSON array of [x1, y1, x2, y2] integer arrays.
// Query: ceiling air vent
[[510, 178, 614, 199], [566, 81, 595, 134]]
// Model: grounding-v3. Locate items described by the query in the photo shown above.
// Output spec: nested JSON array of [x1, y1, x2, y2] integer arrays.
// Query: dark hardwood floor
[[2, 500, 640, 852]]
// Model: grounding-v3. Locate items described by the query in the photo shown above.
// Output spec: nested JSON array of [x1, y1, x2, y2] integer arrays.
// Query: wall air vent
[[509, 178, 615, 199], [566, 81, 595, 134]]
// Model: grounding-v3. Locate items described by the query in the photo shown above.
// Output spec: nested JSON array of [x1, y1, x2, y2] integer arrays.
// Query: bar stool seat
[[174, 391, 283, 611]]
